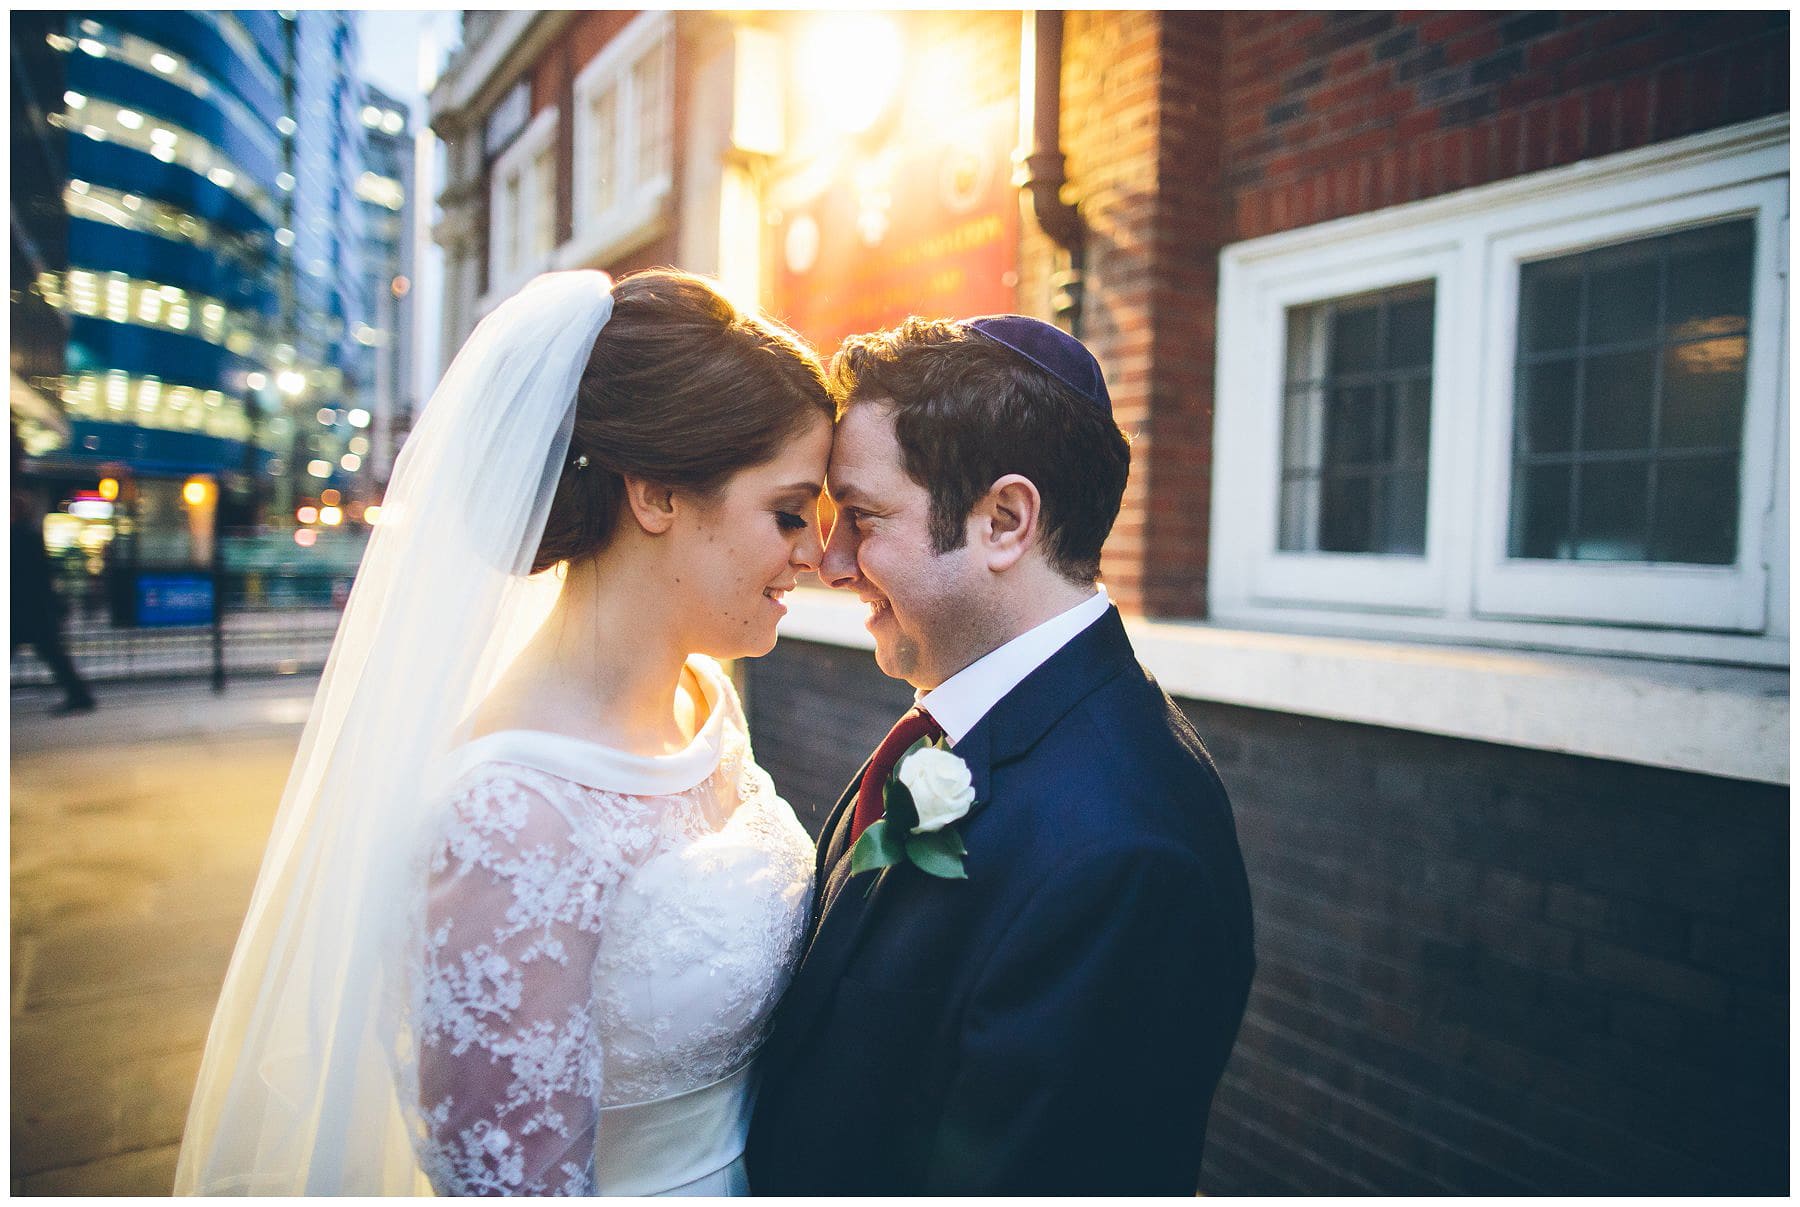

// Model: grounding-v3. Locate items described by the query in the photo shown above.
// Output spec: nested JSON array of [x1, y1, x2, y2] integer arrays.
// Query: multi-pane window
[[1279, 283, 1435, 555], [571, 13, 673, 251], [1510, 221, 1753, 565], [1210, 122, 1783, 661]]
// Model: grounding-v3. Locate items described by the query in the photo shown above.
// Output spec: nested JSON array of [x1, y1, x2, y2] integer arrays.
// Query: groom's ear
[[621, 475, 678, 535], [972, 474, 1040, 573]]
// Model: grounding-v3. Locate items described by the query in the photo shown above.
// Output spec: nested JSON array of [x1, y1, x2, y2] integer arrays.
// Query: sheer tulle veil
[[174, 271, 616, 1194]]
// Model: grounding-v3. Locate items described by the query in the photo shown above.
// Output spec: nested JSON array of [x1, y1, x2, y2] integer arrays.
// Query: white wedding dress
[[404, 656, 814, 1196]]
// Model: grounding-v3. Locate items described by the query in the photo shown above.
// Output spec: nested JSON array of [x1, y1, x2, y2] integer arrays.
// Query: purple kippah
[[964, 314, 1111, 413]]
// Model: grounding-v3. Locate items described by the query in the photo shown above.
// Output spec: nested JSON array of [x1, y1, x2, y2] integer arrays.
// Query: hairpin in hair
[[571, 454, 590, 471]]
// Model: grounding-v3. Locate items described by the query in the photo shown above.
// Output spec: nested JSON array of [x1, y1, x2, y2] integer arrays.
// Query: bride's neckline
[[448, 656, 729, 796]]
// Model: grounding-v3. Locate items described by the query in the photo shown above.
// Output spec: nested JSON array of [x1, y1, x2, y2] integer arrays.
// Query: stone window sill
[[775, 588, 1788, 785]]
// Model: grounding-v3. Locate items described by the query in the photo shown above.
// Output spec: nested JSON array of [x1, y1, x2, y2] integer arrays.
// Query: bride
[[174, 269, 834, 1195]]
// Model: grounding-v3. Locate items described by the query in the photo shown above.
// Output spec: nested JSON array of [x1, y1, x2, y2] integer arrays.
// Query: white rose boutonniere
[[849, 737, 973, 882], [897, 746, 975, 833]]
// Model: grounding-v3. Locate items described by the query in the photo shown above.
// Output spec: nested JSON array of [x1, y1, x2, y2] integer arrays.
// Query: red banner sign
[[772, 99, 1021, 358]]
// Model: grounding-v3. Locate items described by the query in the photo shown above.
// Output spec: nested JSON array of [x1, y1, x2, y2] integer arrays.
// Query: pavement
[[10, 674, 319, 1195]]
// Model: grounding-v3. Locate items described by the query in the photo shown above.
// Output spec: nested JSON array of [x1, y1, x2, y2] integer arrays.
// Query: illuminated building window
[[49, 96, 280, 226], [354, 171, 405, 211], [570, 12, 674, 261], [48, 19, 281, 167], [60, 372, 253, 442], [43, 269, 271, 359]]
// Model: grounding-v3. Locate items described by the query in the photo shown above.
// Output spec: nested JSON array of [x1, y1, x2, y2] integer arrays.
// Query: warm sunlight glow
[[796, 13, 904, 137]]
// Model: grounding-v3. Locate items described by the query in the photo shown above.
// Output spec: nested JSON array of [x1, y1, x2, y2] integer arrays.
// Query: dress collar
[[445, 656, 730, 796]]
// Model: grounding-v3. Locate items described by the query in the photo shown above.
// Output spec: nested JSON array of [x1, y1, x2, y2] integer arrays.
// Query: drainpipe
[[1015, 10, 1083, 334]]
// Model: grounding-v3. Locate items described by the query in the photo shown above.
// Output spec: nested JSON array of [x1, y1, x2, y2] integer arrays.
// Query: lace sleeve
[[411, 770, 637, 1196]]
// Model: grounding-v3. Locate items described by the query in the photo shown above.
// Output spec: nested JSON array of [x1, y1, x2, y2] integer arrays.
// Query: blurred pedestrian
[[11, 436, 96, 715]]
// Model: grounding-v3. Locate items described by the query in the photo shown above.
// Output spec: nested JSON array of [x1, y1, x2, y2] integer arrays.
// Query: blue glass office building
[[31, 12, 373, 564]]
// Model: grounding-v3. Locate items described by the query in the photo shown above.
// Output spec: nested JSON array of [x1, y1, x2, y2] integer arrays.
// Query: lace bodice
[[402, 660, 814, 1195]]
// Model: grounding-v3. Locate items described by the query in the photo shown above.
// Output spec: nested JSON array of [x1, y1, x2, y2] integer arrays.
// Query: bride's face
[[672, 411, 832, 659]]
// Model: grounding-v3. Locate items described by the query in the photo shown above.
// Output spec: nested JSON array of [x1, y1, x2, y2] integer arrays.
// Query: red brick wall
[[1054, 12, 1228, 618], [1224, 11, 1789, 241]]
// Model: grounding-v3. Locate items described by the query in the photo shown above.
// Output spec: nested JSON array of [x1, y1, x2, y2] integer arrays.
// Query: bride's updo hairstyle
[[532, 269, 833, 574]]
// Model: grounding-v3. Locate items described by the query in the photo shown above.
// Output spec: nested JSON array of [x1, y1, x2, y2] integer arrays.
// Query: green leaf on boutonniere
[[905, 829, 968, 879], [849, 818, 906, 876], [882, 776, 917, 834]]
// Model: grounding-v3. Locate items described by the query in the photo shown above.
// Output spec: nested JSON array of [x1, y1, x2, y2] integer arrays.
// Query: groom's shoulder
[[1006, 666, 1226, 832]]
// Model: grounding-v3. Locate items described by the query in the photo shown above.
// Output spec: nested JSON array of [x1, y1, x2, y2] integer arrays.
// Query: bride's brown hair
[[532, 269, 833, 574]]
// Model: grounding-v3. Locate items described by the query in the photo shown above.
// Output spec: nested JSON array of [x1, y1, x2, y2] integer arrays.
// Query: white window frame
[[561, 11, 674, 270], [484, 104, 558, 307], [1212, 117, 1788, 665]]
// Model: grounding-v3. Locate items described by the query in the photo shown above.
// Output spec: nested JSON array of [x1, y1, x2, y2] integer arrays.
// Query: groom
[[746, 315, 1256, 1194]]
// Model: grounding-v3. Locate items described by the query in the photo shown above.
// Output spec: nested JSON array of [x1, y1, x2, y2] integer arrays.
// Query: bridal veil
[[174, 271, 616, 1194]]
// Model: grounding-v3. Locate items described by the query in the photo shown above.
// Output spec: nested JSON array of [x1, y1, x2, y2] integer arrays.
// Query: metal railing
[[11, 568, 351, 689]]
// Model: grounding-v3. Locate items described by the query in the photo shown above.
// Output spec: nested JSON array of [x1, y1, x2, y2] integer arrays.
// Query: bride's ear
[[621, 474, 678, 535]]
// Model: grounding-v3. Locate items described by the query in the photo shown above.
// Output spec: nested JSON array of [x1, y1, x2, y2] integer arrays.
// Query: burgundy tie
[[850, 706, 945, 844]]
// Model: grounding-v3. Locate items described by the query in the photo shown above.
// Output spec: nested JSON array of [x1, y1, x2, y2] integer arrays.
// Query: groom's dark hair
[[829, 317, 1131, 583]]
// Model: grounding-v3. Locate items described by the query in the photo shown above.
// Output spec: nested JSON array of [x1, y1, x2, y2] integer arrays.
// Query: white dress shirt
[[919, 587, 1113, 745]]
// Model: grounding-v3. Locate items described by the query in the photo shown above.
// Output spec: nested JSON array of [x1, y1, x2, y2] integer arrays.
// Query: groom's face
[[821, 402, 986, 689]]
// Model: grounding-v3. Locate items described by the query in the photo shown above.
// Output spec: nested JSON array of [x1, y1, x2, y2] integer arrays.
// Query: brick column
[[1056, 11, 1227, 619]]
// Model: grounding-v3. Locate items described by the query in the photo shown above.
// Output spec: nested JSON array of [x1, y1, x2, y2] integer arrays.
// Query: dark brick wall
[[1222, 10, 1790, 240], [744, 637, 1789, 1194]]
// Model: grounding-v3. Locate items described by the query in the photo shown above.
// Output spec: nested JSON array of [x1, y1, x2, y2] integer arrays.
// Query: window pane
[[1660, 339, 1746, 450], [1585, 240, 1660, 347], [1573, 461, 1649, 561], [1285, 307, 1321, 385], [1508, 220, 1752, 566], [1652, 458, 1739, 565], [1520, 359, 1577, 455], [1282, 386, 1319, 470], [1278, 282, 1434, 554], [1324, 384, 1379, 466], [633, 41, 670, 185], [589, 86, 617, 213], [1519, 257, 1582, 352], [532, 148, 556, 258], [1665, 219, 1753, 337], [1386, 292, 1434, 369], [1511, 463, 1571, 558], [1278, 477, 1316, 551], [1329, 302, 1379, 374], [504, 171, 522, 272], [1384, 471, 1429, 556], [1388, 378, 1431, 464], [1319, 476, 1373, 553], [1580, 348, 1655, 452]]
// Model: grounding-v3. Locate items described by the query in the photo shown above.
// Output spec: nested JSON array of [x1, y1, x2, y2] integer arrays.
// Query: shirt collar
[[919, 586, 1112, 745]]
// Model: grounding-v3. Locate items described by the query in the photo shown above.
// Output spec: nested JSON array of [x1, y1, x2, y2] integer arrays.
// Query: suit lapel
[[764, 609, 1139, 1077]]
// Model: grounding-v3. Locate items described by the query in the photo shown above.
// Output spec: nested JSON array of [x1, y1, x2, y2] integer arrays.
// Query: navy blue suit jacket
[[746, 608, 1255, 1194]]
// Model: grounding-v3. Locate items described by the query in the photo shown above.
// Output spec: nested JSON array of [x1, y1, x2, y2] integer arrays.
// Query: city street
[[11, 675, 316, 1195]]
